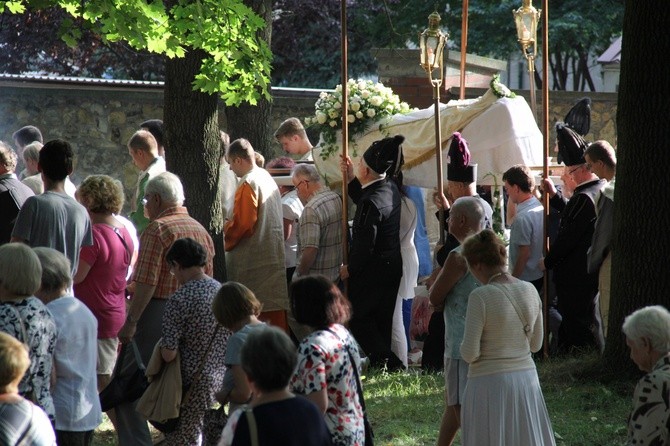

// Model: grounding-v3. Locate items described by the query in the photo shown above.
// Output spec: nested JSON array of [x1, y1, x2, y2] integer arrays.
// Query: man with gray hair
[[0, 142, 34, 244], [116, 171, 214, 446], [291, 163, 342, 282], [428, 196, 485, 446]]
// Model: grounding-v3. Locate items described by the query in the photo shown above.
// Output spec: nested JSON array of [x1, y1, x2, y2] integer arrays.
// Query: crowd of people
[[0, 102, 665, 446]]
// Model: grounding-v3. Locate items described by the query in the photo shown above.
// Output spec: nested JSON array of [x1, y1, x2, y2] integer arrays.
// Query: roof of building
[[597, 36, 622, 64]]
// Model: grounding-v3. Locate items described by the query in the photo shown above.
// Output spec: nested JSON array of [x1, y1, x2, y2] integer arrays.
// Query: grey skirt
[[461, 368, 556, 446]]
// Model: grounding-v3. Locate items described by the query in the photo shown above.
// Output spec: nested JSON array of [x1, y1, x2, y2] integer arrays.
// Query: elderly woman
[[73, 174, 135, 392], [160, 238, 229, 445], [220, 326, 332, 446], [623, 305, 670, 444], [289, 275, 364, 446], [0, 331, 56, 445], [459, 229, 555, 445], [0, 243, 56, 423], [34, 247, 101, 444]]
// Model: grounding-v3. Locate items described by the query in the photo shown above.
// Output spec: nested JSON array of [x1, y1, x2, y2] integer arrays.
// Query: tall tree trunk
[[225, 0, 274, 160], [163, 49, 227, 281], [602, 0, 670, 373]]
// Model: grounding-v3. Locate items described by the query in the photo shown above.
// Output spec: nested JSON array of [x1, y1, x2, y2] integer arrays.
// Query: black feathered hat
[[556, 123, 588, 166], [363, 135, 405, 175], [447, 132, 477, 183], [563, 97, 591, 136]]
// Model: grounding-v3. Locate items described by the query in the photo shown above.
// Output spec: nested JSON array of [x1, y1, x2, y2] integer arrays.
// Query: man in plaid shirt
[[116, 171, 214, 446]]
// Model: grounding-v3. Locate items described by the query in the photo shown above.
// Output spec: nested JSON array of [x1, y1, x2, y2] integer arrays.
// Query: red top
[[74, 224, 133, 338]]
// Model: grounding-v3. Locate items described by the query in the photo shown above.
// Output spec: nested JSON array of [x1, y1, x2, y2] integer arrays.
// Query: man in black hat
[[540, 123, 605, 354], [340, 135, 405, 370]]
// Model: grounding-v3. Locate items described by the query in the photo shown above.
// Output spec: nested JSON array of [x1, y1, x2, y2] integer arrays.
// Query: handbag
[[202, 405, 228, 446], [148, 325, 221, 434], [99, 341, 149, 412], [327, 329, 374, 446]]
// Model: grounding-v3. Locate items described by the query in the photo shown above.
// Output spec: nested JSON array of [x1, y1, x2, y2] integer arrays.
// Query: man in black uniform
[[540, 123, 605, 353], [340, 135, 405, 370]]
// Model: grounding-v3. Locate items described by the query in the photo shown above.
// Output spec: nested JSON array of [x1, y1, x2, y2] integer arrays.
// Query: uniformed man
[[340, 135, 405, 370]]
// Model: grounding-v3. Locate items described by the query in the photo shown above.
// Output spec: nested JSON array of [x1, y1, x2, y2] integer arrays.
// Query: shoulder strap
[[245, 408, 259, 446], [325, 328, 367, 413], [492, 284, 530, 335]]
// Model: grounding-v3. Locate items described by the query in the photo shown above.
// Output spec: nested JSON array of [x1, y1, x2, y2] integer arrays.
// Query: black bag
[[202, 406, 228, 446], [99, 341, 149, 412], [148, 413, 180, 434]]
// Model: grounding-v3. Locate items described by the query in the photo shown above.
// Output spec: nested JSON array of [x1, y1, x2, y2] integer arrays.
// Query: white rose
[[367, 109, 376, 118], [357, 81, 367, 90], [335, 85, 342, 92], [361, 90, 370, 99], [316, 112, 327, 124], [370, 96, 383, 107], [334, 102, 342, 109], [329, 110, 339, 119], [351, 101, 361, 112], [319, 92, 328, 99], [356, 111, 364, 119], [329, 120, 338, 127], [400, 102, 410, 111], [305, 117, 312, 125], [347, 114, 356, 123]]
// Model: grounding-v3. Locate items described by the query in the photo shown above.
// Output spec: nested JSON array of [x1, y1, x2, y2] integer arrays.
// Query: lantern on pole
[[513, 0, 541, 120], [419, 10, 448, 245]]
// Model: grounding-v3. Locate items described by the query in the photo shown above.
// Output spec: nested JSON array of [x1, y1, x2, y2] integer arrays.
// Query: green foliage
[[0, 0, 272, 105]]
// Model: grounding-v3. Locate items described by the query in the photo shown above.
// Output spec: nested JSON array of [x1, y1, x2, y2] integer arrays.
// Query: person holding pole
[[340, 135, 405, 371]]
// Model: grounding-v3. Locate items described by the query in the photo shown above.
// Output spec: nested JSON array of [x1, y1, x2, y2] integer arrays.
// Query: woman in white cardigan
[[459, 229, 555, 446]]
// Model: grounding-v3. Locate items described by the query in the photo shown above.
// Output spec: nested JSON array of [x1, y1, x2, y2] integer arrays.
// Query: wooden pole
[[434, 80, 445, 246], [541, 0, 550, 358], [459, 0, 469, 99], [340, 0, 349, 294]]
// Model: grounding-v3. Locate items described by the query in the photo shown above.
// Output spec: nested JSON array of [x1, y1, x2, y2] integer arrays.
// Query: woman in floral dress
[[160, 238, 230, 445], [0, 243, 57, 423], [289, 275, 364, 446]]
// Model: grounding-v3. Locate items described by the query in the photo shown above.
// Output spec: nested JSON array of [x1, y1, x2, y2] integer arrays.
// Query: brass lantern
[[419, 11, 448, 80], [513, 0, 541, 57]]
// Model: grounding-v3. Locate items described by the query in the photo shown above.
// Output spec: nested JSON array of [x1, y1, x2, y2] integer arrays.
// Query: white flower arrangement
[[305, 79, 412, 160]]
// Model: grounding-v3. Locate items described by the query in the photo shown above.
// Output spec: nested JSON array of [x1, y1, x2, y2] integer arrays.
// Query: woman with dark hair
[[459, 229, 555, 445], [159, 238, 230, 445], [289, 275, 364, 446], [219, 326, 332, 446]]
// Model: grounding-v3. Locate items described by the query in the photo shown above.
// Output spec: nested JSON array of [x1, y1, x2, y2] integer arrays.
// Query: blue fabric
[[405, 186, 432, 277]]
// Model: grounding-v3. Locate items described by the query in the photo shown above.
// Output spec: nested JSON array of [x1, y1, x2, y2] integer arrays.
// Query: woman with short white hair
[[0, 243, 56, 423], [34, 247, 102, 444], [623, 305, 670, 445]]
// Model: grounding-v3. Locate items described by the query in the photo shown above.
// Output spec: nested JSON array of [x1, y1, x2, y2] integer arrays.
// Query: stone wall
[[0, 77, 617, 213]]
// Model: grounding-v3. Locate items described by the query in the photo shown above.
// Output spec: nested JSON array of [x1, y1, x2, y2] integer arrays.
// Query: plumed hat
[[563, 97, 591, 136], [363, 135, 405, 175], [556, 123, 588, 166], [447, 132, 477, 183]]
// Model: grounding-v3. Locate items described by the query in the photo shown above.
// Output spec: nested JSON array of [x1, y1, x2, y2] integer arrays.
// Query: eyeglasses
[[568, 165, 585, 175], [295, 180, 310, 189]]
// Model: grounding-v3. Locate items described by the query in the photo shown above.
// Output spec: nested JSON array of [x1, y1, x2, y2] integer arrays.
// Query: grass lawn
[[92, 353, 635, 445]]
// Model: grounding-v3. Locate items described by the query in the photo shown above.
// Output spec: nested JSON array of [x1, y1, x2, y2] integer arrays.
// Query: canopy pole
[[541, 0, 550, 358], [340, 0, 349, 295], [459, 0, 469, 99]]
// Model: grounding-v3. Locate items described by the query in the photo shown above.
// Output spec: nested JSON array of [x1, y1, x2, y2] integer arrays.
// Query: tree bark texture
[[163, 49, 227, 281], [602, 0, 670, 371], [225, 0, 274, 159]]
